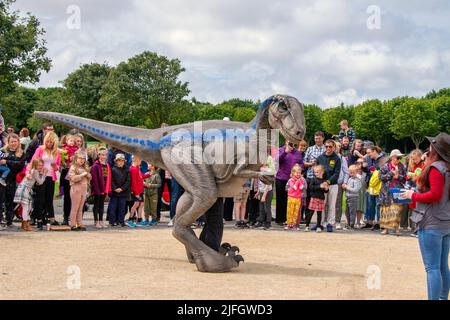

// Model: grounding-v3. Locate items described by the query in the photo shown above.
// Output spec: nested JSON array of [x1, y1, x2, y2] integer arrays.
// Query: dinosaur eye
[[279, 102, 288, 111]]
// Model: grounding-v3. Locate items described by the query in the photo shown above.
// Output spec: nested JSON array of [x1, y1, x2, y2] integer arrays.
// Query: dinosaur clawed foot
[[219, 243, 240, 255], [219, 242, 244, 264]]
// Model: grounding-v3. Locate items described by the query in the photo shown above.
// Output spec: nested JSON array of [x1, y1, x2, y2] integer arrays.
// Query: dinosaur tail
[[34, 112, 163, 160]]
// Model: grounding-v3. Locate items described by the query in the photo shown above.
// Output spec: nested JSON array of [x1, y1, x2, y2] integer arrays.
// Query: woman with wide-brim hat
[[378, 149, 408, 235], [402, 132, 450, 300]]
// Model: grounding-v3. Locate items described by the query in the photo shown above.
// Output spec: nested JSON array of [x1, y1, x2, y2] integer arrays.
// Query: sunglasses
[[325, 145, 334, 149]]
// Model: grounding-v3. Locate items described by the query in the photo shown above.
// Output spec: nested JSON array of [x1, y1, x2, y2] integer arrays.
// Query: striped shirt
[[304, 144, 326, 178]]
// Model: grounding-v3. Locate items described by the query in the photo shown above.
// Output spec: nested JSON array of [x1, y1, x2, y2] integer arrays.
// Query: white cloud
[[13, 0, 450, 106], [321, 88, 368, 108]]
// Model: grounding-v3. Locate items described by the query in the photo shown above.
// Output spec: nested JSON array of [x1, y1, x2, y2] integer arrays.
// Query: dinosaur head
[[267, 95, 305, 143]]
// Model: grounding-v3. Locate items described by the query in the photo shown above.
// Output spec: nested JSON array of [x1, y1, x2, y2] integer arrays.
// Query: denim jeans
[[365, 194, 380, 222], [170, 178, 184, 219], [418, 228, 450, 300]]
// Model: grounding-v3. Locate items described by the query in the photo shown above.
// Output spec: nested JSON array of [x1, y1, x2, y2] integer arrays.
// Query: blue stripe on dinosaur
[[49, 112, 260, 151]]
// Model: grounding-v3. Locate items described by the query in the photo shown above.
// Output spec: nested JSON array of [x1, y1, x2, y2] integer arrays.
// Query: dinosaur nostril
[[296, 131, 302, 136]]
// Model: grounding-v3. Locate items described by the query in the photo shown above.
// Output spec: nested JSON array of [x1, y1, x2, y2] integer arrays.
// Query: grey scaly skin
[[35, 94, 305, 273]]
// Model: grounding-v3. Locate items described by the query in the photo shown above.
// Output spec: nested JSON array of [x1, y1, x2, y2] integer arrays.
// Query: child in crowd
[[68, 150, 91, 231], [144, 163, 161, 226], [108, 154, 131, 227], [253, 163, 274, 230], [306, 165, 328, 232], [343, 165, 362, 229], [234, 179, 251, 228], [127, 156, 151, 227], [406, 149, 424, 234], [90, 147, 111, 229], [14, 159, 46, 231], [0, 149, 11, 186], [285, 164, 305, 231], [355, 159, 367, 228]]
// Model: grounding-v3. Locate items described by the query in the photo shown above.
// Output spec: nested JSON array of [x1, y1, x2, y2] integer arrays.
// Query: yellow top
[[367, 170, 382, 195]]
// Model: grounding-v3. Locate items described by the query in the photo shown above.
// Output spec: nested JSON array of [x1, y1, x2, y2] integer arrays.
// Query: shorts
[[234, 187, 250, 203], [132, 193, 144, 202]]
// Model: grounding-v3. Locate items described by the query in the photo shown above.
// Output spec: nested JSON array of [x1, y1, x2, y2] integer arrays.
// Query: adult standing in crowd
[[275, 140, 303, 225], [0, 134, 26, 226], [19, 128, 31, 152], [334, 141, 349, 230], [28, 131, 61, 228], [317, 139, 341, 232], [402, 133, 450, 300], [378, 149, 407, 235], [338, 120, 355, 147], [0, 124, 9, 149], [25, 122, 54, 162], [362, 145, 385, 229]]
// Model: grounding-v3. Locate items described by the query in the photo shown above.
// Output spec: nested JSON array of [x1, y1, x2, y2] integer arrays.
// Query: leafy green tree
[[0, 0, 51, 96], [1, 85, 38, 129], [61, 63, 112, 120], [27, 87, 65, 133], [233, 107, 256, 122], [353, 99, 386, 145], [390, 98, 440, 149], [196, 103, 234, 121], [321, 103, 354, 136], [303, 104, 323, 144], [425, 88, 450, 99], [99, 51, 190, 128], [431, 96, 450, 134]]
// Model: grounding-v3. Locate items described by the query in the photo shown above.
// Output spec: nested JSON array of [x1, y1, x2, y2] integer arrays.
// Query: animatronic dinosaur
[[35, 94, 305, 273]]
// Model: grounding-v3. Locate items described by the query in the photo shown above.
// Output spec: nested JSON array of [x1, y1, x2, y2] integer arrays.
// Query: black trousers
[[305, 210, 322, 227], [93, 194, 106, 222], [275, 178, 288, 224], [247, 190, 259, 223], [0, 181, 17, 225], [199, 198, 224, 252], [61, 168, 71, 221], [223, 197, 234, 221], [36, 177, 55, 220], [33, 184, 46, 222]]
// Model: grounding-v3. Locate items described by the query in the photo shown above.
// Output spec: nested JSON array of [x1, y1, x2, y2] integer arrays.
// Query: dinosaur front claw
[[234, 255, 245, 263]]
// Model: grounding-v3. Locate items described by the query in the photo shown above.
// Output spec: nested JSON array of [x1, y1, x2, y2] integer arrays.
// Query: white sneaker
[[304, 226, 310, 232], [316, 227, 322, 233], [168, 219, 174, 227], [336, 223, 342, 230]]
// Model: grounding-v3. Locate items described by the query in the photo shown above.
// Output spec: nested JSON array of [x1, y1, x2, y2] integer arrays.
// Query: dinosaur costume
[[35, 94, 305, 273]]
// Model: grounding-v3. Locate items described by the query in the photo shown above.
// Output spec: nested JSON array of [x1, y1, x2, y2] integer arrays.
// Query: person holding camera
[[275, 140, 303, 225]]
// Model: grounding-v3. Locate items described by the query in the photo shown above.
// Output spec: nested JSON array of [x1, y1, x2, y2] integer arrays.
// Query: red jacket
[[129, 165, 151, 196]]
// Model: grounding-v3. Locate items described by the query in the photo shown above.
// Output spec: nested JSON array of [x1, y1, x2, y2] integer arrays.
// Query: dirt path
[[0, 219, 425, 300]]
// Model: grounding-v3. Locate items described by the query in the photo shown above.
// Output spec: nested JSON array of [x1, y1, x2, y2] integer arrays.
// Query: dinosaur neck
[[250, 96, 275, 130]]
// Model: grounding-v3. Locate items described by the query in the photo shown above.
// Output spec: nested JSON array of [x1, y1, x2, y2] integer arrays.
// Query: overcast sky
[[15, 0, 450, 107]]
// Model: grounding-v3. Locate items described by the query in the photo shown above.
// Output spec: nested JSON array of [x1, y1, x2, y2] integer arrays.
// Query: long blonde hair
[[408, 149, 423, 171], [3, 133, 24, 158], [43, 131, 59, 158], [71, 150, 90, 173]]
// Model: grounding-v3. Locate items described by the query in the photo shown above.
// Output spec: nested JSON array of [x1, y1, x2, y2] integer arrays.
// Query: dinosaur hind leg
[[173, 192, 243, 272]]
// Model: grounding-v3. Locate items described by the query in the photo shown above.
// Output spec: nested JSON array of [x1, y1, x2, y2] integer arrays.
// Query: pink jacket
[[27, 146, 61, 181], [288, 177, 305, 199]]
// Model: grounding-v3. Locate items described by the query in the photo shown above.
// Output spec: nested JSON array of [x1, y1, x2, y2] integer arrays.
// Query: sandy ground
[[0, 202, 426, 300]]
